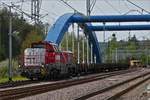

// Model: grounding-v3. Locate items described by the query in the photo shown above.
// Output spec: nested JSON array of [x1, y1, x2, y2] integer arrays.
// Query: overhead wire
[[38, 2, 58, 23], [124, 9, 143, 15], [58, 0, 81, 14], [18, 0, 44, 24], [126, 0, 150, 14], [10, 0, 29, 4], [104, 0, 121, 14], [95, 4, 105, 15], [3, 1, 46, 24], [123, 0, 130, 10]]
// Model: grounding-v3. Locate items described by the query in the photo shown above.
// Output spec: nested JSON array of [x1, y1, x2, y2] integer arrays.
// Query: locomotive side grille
[[24, 48, 45, 66]]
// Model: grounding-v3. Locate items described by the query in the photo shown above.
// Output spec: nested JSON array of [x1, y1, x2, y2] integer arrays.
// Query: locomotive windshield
[[32, 44, 45, 48]]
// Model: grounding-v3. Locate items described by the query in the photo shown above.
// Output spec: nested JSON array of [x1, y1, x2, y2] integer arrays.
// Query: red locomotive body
[[20, 41, 75, 79]]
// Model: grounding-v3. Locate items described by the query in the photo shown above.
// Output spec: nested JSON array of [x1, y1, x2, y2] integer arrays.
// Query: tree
[[127, 34, 139, 50], [106, 33, 118, 62], [0, 8, 44, 61], [21, 31, 43, 53]]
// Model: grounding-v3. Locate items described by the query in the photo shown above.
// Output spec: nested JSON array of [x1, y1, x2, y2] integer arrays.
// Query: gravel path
[[20, 68, 150, 100]]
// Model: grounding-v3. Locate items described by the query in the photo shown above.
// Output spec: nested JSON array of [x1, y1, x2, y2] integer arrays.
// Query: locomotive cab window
[[32, 44, 45, 48]]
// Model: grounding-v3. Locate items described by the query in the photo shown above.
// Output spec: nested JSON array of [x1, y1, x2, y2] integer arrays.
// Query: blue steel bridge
[[44, 13, 150, 63]]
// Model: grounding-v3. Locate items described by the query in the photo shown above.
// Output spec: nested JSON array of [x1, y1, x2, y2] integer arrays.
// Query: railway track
[[0, 68, 132, 89], [0, 69, 137, 100], [107, 75, 150, 100], [0, 80, 40, 89], [76, 69, 150, 100]]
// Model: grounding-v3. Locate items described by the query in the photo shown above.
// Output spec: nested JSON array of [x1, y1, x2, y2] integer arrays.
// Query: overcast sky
[[0, 0, 150, 42]]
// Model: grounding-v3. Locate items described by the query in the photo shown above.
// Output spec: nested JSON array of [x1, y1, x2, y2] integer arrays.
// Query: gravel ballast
[[20, 68, 150, 100]]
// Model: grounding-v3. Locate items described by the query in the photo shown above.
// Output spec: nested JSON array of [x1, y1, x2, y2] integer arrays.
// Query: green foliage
[[141, 54, 146, 64], [126, 35, 139, 50], [104, 34, 150, 64], [106, 34, 119, 63], [0, 59, 20, 78], [0, 7, 44, 79], [140, 54, 150, 64], [21, 31, 43, 53], [0, 47, 5, 61], [0, 58, 29, 80], [0, 66, 8, 78], [0, 8, 44, 61], [126, 42, 137, 50], [0, 76, 28, 83]]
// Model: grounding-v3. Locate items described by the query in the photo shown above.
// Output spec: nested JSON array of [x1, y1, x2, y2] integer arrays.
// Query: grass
[[0, 75, 28, 83], [0, 59, 29, 84]]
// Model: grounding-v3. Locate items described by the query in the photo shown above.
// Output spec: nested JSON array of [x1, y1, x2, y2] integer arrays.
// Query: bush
[[0, 59, 20, 78], [0, 66, 8, 78]]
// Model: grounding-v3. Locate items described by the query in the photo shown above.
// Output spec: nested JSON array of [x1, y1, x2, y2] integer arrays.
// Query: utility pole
[[8, 5, 13, 81], [2, 2, 14, 81], [86, 0, 90, 64], [86, 0, 91, 16], [31, 0, 40, 24]]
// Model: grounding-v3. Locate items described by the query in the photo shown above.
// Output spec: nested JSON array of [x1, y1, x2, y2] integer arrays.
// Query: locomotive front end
[[19, 41, 75, 80], [20, 42, 47, 80]]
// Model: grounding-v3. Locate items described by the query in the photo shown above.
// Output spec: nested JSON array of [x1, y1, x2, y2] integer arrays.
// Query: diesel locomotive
[[19, 41, 76, 80]]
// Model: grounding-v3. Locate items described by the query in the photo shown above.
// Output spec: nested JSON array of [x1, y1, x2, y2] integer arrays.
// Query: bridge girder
[[88, 24, 150, 31], [72, 14, 150, 22]]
